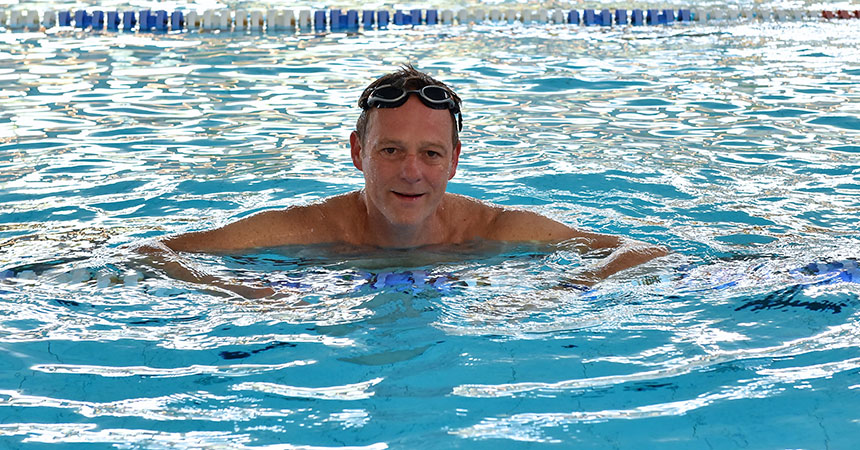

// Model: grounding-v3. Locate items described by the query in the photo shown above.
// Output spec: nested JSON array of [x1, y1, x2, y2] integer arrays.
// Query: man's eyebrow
[[374, 138, 403, 147]]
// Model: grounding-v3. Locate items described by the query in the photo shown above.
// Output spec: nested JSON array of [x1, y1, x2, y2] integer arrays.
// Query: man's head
[[355, 64, 462, 148], [349, 65, 463, 232]]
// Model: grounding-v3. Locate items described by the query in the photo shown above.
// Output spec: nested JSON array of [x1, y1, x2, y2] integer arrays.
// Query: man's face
[[350, 95, 461, 229]]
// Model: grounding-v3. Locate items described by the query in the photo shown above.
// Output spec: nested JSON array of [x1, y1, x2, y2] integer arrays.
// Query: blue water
[[2, 16, 860, 449]]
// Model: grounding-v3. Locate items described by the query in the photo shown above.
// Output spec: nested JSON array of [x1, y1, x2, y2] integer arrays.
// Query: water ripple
[[31, 360, 314, 378], [232, 378, 384, 401], [452, 322, 860, 398], [2, 18, 860, 450], [454, 355, 860, 442]]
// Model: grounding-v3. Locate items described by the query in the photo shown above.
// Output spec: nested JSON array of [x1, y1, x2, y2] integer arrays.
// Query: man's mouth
[[393, 191, 424, 200]]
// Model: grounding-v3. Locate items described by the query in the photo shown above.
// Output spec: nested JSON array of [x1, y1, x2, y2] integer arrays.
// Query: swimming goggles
[[362, 84, 462, 131]]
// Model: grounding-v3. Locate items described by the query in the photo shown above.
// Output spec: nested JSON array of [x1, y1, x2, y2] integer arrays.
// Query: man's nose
[[400, 153, 422, 182]]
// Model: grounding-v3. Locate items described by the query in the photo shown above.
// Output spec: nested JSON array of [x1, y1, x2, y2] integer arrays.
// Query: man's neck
[[368, 216, 443, 249], [356, 192, 446, 249]]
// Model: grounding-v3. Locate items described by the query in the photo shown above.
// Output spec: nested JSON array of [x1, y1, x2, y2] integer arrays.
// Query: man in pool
[[146, 65, 668, 296]]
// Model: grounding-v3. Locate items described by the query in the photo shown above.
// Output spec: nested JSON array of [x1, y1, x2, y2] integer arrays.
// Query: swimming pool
[[1, 7, 860, 449]]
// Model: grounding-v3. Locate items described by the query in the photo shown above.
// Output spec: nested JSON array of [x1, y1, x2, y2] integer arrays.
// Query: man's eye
[[382, 148, 397, 155]]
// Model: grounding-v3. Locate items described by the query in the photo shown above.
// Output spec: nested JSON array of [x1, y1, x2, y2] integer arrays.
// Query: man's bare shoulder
[[440, 194, 619, 248], [441, 193, 503, 215], [492, 208, 621, 248], [163, 192, 363, 252], [438, 193, 502, 237], [295, 191, 366, 240], [267, 191, 359, 221], [243, 191, 364, 244]]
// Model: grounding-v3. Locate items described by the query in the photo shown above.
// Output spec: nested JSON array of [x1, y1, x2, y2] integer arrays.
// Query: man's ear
[[349, 131, 363, 171], [448, 140, 461, 180]]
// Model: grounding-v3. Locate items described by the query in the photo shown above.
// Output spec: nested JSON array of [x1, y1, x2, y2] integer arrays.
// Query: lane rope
[[1, 7, 856, 32]]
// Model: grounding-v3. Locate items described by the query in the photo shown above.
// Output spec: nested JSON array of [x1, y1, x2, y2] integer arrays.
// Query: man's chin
[[388, 217, 424, 228], [383, 210, 430, 228]]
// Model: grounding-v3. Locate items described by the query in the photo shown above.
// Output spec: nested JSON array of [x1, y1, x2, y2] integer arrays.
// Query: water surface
[[1, 17, 859, 449]]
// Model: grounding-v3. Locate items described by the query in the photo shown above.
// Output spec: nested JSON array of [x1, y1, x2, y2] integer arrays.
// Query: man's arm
[[134, 240, 279, 299], [569, 239, 669, 286], [488, 209, 669, 284], [133, 204, 340, 299]]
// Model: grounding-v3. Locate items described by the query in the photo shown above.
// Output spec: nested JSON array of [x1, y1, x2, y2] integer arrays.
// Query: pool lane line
[[1, 7, 856, 33]]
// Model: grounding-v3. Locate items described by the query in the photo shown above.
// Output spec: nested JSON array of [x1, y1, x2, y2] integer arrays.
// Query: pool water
[[2, 14, 860, 449]]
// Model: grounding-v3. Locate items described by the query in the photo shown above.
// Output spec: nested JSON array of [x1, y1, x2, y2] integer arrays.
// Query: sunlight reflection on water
[[1, 16, 859, 450]]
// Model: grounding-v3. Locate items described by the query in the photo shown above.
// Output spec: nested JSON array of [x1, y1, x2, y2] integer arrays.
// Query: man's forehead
[[365, 98, 456, 143]]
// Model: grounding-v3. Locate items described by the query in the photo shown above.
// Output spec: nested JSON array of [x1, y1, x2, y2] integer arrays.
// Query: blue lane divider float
[[0, 7, 850, 32], [122, 10, 135, 30], [170, 11, 183, 31], [313, 10, 325, 31], [583, 9, 596, 26], [616, 10, 628, 26]]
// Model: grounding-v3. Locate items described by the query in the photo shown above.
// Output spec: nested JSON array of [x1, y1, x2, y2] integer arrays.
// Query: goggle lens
[[373, 85, 407, 102], [420, 86, 451, 102]]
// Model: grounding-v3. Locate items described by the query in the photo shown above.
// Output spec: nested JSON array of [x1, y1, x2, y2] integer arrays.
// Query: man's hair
[[355, 64, 462, 147]]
